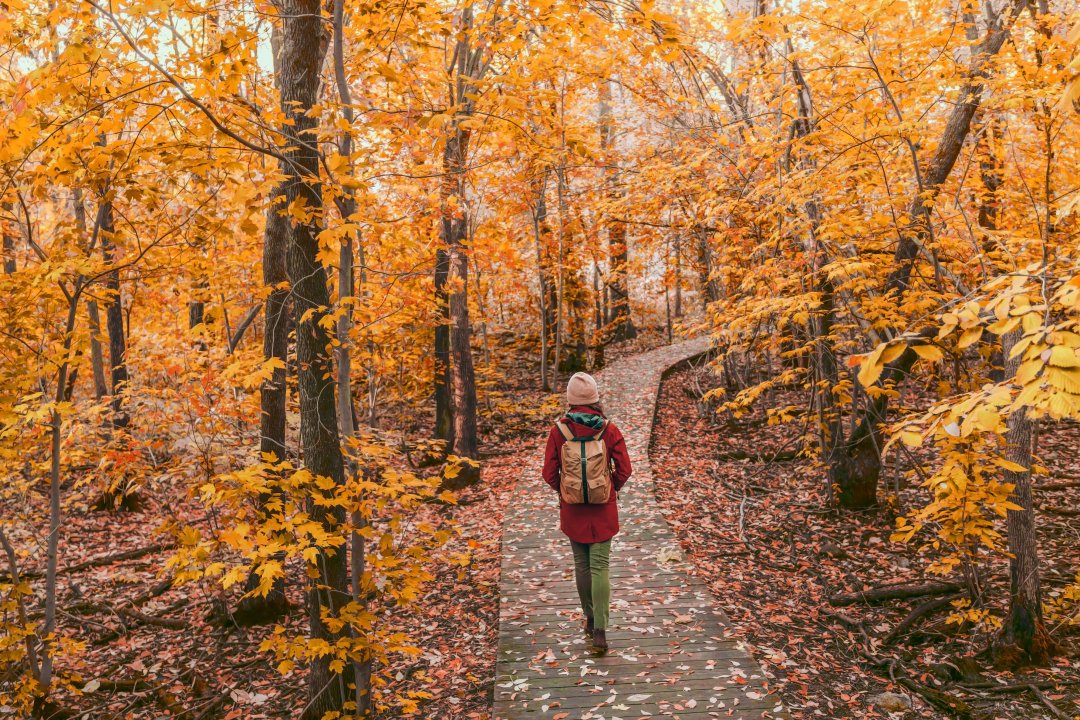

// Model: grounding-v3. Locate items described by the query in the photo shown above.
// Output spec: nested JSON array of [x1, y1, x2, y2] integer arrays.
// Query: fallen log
[[1038, 480, 1080, 491], [883, 593, 964, 645], [84, 678, 188, 717], [1040, 505, 1080, 517], [715, 449, 801, 462], [1027, 684, 1069, 720], [896, 676, 973, 719], [116, 606, 186, 630], [60, 543, 174, 575], [829, 581, 963, 607]]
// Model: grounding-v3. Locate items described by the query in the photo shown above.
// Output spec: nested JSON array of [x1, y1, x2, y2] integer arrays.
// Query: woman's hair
[[584, 402, 605, 416]]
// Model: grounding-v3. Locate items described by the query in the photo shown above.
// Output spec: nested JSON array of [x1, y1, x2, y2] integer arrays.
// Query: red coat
[[542, 406, 633, 544]]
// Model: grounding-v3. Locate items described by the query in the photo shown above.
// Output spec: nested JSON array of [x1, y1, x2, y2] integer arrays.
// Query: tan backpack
[[555, 418, 611, 504]]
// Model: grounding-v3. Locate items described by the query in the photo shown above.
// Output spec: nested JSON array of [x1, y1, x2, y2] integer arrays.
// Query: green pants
[[570, 540, 611, 630]]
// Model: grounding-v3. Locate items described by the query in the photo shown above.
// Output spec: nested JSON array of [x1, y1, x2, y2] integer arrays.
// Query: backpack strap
[[555, 421, 573, 441]]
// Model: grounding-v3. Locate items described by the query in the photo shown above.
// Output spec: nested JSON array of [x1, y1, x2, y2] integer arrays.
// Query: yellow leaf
[[1048, 346, 1080, 368], [912, 344, 943, 362], [956, 327, 983, 350], [993, 457, 1027, 473], [857, 344, 886, 387]]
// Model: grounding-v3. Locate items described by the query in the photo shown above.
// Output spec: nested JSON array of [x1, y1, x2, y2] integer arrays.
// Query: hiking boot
[[592, 628, 608, 653], [584, 616, 595, 636]]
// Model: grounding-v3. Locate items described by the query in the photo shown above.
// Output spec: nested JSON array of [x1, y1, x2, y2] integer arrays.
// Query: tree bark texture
[[99, 197, 129, 430], [598, 78, 635, 342], [993, 331, 1056, 666], [273, 3, 349, 716]]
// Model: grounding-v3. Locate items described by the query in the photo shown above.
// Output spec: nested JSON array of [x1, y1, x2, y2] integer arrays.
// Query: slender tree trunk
[[439, 5, 482, 478], [552, 168, 566, 389], [2, 201, 15, 274], [598, 78, 635, 342], [673, 234, 683, 318], [331, 1, 372, 711], [271, 3, 348, 717], [233, 16, 291, 627], [434, 248, 453, 447], [697, 227, 720, 308], [100, 198, 129, 429], [39, 281, 83, 691], [591, 264, 605, 368], [993, 331, 1056, 666], [441, 131, 478, 463], [73, 191, 108, 400], [531, 175, 551, 391]]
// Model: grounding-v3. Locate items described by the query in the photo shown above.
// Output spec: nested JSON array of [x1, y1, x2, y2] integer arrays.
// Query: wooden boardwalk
[[495, 338, 787, 719]]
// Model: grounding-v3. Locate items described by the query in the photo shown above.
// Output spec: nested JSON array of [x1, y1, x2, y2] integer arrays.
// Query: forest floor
[[11, 329, 1076, 719], [2, 328, 671, 720], [650, 361, 1080, 720]]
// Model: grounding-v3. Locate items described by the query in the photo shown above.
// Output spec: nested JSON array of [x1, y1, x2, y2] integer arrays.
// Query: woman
[[542, 371, 633, 652]]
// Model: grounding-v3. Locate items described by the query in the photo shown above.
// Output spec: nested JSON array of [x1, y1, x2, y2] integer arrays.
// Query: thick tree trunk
[[271, 3, 348, 717], [993, 332, 1056, 666], [233, 14, 291, 627], [448, 244, 479, 464]]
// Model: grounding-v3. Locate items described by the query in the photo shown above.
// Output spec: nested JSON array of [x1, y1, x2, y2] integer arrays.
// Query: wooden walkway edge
[[494, 338, 787, 719]]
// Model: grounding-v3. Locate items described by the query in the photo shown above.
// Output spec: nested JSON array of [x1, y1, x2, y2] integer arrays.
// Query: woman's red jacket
[[542, 405, 633, 544]]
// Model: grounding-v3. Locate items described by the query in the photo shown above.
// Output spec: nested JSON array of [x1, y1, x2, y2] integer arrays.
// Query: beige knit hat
[[566, 372, 600, 406]]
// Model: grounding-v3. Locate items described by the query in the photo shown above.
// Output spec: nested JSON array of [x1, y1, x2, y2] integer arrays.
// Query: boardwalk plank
[[494, 338, 786, 720]]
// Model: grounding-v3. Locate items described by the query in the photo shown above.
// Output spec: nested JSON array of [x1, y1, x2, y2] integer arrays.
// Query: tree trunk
[[233, 14, 291, 627], [73, 191, 108, 400], [827, 0, 1027, 505], [531, 174, 551, 391], [2, 201, 15, 274], [439, 5, 482, 481], [441, 131, 478, 463], [598, 78, 635, 342], [272, 3, 348, 717], [232, 185, 291, 627], [86, 301, 108, 400], [555, 167, 587, 373], [100, 198, 129, 429], [697, 227, 721, 308], [434, 248, 453, 447], [673, 234, 683, 318], [331, 1, 372, 711], [993, 332, 1056, 667]]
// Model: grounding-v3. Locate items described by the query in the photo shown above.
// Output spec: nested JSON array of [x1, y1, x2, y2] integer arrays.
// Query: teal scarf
[[565, 411, 606, 430]]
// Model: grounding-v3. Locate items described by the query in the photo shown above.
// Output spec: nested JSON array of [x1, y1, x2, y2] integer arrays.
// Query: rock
[[870, 692, 912, 713]]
